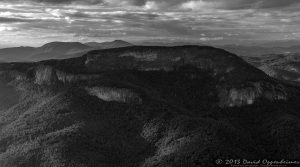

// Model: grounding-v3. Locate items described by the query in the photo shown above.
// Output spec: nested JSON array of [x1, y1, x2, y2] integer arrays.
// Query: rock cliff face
[[34, 65, 100, 85], [34, 65, 58, 85], [218, 82, 288, 107], [55, 70, 100, 84], [85, 87, 142, 104]]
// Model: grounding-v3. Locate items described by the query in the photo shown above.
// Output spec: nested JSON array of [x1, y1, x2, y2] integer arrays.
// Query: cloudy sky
[[0, 0, 300, 47]]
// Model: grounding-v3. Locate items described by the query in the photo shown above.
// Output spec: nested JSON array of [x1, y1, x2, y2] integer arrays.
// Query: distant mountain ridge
[[37, 42, 90, 52], [0, 40, 134, 62], [0, 47, 36, 62], [0, 42, 91, 62], [30, 42, 91, 61]]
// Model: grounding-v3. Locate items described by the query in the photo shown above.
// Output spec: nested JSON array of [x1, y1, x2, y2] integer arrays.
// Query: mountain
[[36, 42, 90, 53], [0, 41, 135, 62], [0, 45, 299, 167], [0, 47, 36, 62], [85, 40, 133, 49], [29, 42, 91, 61], [0, 42, 91, 62]]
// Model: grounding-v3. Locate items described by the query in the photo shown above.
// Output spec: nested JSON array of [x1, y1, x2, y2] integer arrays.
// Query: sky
[[0, 0, 300, 47]]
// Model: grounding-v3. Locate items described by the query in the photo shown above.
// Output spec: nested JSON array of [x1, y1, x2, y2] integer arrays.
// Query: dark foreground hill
[[0, 46, 299, 167]]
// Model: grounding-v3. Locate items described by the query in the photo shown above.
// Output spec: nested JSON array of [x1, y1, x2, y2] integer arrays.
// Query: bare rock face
[[34, 65, 100, 85], [85, 87, 142, 104], [55, 70, 76, 83], [34, 65, 58, 85], [219, 87, 260, 107], [218, 82, 288, 107], [259, 65, 277, 77], [56, 70, 100, 84]]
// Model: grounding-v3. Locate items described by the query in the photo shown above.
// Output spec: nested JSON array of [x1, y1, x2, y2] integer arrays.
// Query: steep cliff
[[34, 65, 58, 85], [218, 82, 288, 107], [85, 87, 142, 104], [33, 65, 101, 85]]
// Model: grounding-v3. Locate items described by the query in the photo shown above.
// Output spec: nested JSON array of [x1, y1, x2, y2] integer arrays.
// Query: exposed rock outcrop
[[34, 65, 100, 85], [218, 82, 288, 107], [34, 65, 58, 85], [85, 87, 142, 104], [55, 70, 100, 84]]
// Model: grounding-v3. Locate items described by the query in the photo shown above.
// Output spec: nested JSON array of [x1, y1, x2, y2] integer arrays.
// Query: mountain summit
[[28, 42, 91, 61], [37, 42, 90, 52]]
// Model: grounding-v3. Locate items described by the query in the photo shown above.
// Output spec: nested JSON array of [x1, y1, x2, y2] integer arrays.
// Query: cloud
[[1, 0, 103, 5], [0, 25, 15, 31], [202, 0, 300, 10], [147, 20, 197, 36], [0, 17, 38, 23], [1, 0, 300, 46], [107, 0, 300, 10], [1, 0, 300, 10]]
